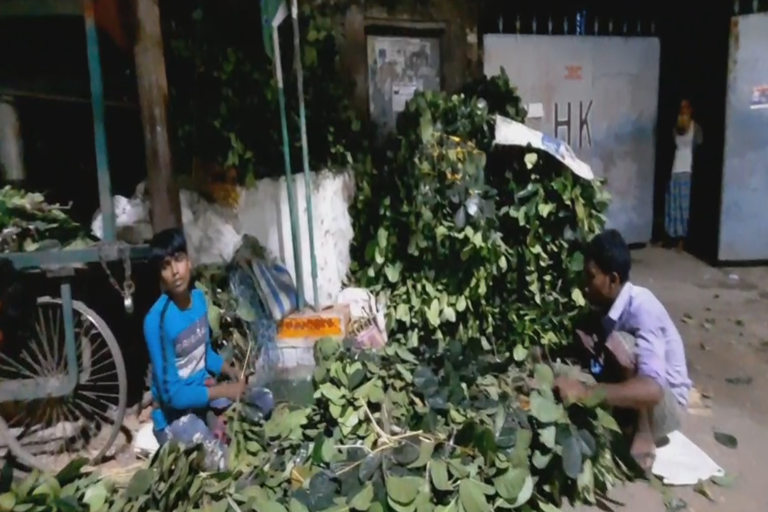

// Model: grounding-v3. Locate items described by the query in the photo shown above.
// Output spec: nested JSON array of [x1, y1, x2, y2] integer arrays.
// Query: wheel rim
[[0, 298, 126, 471]]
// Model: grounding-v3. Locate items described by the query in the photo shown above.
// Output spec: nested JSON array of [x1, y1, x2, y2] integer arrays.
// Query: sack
[[252, 259, 299, 322]]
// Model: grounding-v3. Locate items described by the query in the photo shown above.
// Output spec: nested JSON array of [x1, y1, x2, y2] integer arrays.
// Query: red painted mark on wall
[[565, 66, 583, 80]]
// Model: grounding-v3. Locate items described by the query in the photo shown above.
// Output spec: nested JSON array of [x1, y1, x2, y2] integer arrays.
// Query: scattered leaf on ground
[[711, 472, 737, 487], [693, 480, 715, 502], [725, 376, 753, 386], [713, 431, 738, 449]]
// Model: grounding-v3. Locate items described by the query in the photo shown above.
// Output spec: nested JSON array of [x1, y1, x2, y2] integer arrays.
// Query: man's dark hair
[[584, 229, 631, 283], [148, 228, 187, 275]]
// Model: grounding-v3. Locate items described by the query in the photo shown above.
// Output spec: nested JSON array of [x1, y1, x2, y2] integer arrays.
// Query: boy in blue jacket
[[143, 228, 243, 465]]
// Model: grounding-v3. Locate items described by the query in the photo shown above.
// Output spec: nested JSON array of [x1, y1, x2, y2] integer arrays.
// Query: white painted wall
[[92, 170, 355, 307]]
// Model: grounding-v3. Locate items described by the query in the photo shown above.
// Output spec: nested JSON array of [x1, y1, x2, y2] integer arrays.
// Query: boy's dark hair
[[148, 228, 187, 275], [584, 229, 631, 283]]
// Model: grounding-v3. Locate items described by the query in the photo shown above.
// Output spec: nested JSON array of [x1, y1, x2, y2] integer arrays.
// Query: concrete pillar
[[133, 0, 181, 231], [0, 99, 26, 182]]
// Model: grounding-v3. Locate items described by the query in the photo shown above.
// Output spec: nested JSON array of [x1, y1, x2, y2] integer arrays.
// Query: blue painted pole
[[84, 0, 116, 242]]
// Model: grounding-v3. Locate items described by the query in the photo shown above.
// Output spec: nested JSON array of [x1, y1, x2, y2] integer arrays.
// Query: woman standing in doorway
[[665, 98, 702, 252]]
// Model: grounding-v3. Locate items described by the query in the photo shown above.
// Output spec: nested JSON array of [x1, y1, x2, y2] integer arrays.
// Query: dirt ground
[[568, 247, 768, 512]]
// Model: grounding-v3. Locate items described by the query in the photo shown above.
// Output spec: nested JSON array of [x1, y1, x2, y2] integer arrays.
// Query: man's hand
[[554, 376, 588, 404]]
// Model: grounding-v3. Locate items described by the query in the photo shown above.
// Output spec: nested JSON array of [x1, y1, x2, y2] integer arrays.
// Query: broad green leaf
[[571, 288, 586, 306], [0, 493, 15, 512], [426, 299, 440, 327], [317, 383, 344, 403], [713, 431, 738, 449], [255, 501, 289, 512], [512, 345, 527, 362], [511, 474, 534, 507], [290, 498, 310, 512], [236, 299, 258, 322], [529, 392, 565, 423], [385, 475, 421, 505], [385, 264, 401, 283], [125, 469, 155, 499], [395, 303, 411, 323], [208, 305, 222, 335], [377, 227, 388, 248], [458, 479, 491, 512], [595, 408, 621, 432], [577, 459, 595, 502], [429, 460, 452, 491], [562, 434, 583, 479], [711, 472, 737, 487], [408, 441, 435, 468], [350, 483, 374, 510], [441, 307, 456, 323], [83, 483, 108, 511], [534, 364, 555, 388], [493, 468, 528, 502], [54, 457, 89, 485], [539, 426, 556, 449]]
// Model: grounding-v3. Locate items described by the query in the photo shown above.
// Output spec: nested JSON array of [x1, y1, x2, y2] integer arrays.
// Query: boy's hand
[[221, 380, 246, 401], [223, 361, 242, 381], [208, 380, 246, 401]]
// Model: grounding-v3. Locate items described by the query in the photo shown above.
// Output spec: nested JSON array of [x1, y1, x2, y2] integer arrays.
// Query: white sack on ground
[[652, 430, 725, 486], [91, 170, 355, 307]]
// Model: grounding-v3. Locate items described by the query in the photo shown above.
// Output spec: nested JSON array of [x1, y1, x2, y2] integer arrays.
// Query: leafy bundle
[[0, 186, 90, 253], [352, 70, 610, 354], [0, 338, 633, 512]]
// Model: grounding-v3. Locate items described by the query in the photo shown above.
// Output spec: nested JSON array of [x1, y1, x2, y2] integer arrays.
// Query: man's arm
[[144, 312, 210, 411], [593, 322, 666, 409], [594, 375, 663, 409]]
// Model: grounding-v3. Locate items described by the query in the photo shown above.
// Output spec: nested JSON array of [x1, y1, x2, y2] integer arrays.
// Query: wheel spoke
[[2, 299, 126, 471]]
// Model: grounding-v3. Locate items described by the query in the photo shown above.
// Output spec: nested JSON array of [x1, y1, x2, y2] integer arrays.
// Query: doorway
[[652, 0, 732, 264], [478, 1, 735, 260]]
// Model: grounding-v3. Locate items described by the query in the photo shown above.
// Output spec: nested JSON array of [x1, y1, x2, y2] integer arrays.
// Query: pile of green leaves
[[352, 69, 610, 354], [193, 263, 259, 366], [0, 186, 91, 253], [1, 338, 633, 512]]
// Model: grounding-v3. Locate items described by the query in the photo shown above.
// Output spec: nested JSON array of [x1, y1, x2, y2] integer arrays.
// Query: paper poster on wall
[[750, 85, 768, 109], [392, 83, 419, 113]]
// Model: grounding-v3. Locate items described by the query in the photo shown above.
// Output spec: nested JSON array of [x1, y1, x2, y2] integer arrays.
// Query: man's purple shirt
[[604, 282, 691, 407]]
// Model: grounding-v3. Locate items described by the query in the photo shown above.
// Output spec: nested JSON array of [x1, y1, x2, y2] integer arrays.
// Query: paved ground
[[569, 247, 768, 512]]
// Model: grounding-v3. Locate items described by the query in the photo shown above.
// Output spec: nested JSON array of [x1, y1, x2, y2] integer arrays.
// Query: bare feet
[[675, 240, 684, 253], [630, 431, 657, 474]]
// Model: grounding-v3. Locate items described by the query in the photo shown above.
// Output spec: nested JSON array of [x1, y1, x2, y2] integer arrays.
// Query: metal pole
[[273, 28, 306, 309], [84, 0, 116, 242], [290, 0, 318, 308]]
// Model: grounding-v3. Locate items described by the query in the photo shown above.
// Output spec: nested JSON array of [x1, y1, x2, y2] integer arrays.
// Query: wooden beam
[[133, 0, 181, 231], [0, 0, 83, 18]]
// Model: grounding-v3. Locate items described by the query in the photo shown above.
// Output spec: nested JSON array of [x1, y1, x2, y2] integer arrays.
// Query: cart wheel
[[0, 297, 127, 472]]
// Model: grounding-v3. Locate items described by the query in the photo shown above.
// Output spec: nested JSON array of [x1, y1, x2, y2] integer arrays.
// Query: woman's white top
[[672, 123, 695, 174]]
